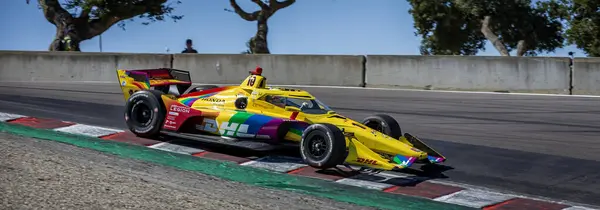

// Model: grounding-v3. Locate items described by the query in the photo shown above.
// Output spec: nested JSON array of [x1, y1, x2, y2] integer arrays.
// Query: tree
[[34, 0, 183, 51], [407, 0, 565, 56], [539, 0, 600, 57], [226, 0, 296, 54], [241, 37, 256, 54]]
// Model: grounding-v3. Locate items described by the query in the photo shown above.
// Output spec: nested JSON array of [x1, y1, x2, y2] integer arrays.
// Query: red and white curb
[[0, 112, 598, 210]]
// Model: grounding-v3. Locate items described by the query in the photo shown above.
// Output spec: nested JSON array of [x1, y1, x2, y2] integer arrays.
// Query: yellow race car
[[116, 67, 446, 172]]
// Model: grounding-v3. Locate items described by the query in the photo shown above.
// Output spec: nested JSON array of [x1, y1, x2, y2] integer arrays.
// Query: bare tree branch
[[79, 7, 91, 19], [229, 0, 259, 21], [481, 16, 510, 56], [252, 0, 270, 10], [270, 0, 295, 12], [38, 0, 69, 25]]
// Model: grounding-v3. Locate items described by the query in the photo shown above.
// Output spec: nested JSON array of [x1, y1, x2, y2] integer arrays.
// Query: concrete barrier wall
[[573, 58, 600, 95], [2, 50, 597, 95], [0, 51, 171, 82], [365, 55, 571, 94], [172, 54, 365, 86]]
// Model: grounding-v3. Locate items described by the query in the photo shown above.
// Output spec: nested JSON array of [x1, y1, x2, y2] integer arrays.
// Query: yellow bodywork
[[117, 69, 445, 171]]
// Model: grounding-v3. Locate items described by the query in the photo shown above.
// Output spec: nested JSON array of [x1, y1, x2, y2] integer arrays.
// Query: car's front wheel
[[300, 123, 347, 169], [124, 90, 165, 138], [362, 114, 402, 139]]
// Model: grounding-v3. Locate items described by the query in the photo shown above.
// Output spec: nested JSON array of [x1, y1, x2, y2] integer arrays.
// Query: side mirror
[[327, 111, 336, 114], [285, 106, 301, 112], [235, 97, 248, 109]]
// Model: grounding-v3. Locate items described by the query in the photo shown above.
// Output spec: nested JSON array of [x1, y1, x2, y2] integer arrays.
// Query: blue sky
[[0, 0, 586, 57]]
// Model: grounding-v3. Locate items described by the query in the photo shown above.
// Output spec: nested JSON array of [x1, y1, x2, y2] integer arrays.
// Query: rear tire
[[362, 114, 402, 139], [124, 90, 165, 138], [183, 85, 219, 94], [300, 123, 347, 169]]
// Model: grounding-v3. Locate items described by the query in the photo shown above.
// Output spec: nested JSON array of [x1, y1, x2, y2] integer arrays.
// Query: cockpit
[[264, 95, 333, 114]]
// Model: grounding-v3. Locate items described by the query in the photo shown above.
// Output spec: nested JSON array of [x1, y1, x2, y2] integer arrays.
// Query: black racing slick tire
[[183, 85, 219, 95], [362, 114, 402, 139], [300, 123, 347, 169], [124, 90, 166, 138]]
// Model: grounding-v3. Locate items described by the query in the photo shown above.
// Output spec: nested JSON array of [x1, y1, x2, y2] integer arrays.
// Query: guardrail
[[1, 50, 597, 95]]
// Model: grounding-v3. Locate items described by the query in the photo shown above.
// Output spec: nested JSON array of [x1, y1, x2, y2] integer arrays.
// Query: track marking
[[433, 189, 517, 208], [148, 142, 205, 155], [563, 206, 600, 210], [240, 156, 307, 173], [0, 112, 26, 122], [1, 111, 599, 209], [335, 177, 396, 191], [53, 124, 123, 138]]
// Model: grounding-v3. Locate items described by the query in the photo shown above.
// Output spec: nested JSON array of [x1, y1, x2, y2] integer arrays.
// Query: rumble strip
[[0, 112, 597, 210]]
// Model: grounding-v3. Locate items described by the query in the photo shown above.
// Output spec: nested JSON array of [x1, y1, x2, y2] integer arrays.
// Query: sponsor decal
[[168, 111, 179, 116], [218, 121, 254, 138], [196, 118, 218, 133], [164, 125, 176, 129], [356, 157, 378, 165], [166, 116, 176, 121], [121, 81, 127, 86], [200, 98, 225, 103], [165, 120, 176, 125], [170, 105, 190, 113]]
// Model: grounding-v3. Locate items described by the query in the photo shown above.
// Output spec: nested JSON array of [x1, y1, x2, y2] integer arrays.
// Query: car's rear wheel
[[125, 90, 165, 138], [362, 114, 402, 139], [183, 85, 219, 95], [300, 123, 347, 169]]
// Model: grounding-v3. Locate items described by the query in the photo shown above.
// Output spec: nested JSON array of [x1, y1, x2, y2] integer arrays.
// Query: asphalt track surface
[[0, 82, 599, 206]]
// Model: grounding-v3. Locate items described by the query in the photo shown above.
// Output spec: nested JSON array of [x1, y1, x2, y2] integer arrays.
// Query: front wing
[[345, 138, 416, 171], [344, 134, 446, 171]]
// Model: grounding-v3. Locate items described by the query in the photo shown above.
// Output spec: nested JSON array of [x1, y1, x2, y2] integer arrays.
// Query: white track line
[[0, 112, 27, 122], [433, 189, 517, 208], [240, 156, 307, 173], [53, 124, 123, 138], [147, 142, 205, 155]]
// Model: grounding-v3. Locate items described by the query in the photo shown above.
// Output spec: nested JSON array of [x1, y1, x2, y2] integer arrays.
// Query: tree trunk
[[252, 14, 270, 54], [516, 40, 527, 56], [40, 0, 117, 52], [480, 16, 510, 56], [49, 23, 82, 51]]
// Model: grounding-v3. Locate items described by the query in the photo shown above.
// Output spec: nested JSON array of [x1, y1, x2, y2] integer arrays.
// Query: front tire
[[362, 114, 402, 139], [300, 123, 347, 169], [124, 90, 165, 138]]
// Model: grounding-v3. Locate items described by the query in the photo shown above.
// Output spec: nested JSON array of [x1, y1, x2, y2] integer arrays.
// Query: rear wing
[[116, 68, 192, 100]]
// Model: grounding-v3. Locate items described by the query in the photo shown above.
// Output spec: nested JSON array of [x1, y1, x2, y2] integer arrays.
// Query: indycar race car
[[116, 67, 446, 172]]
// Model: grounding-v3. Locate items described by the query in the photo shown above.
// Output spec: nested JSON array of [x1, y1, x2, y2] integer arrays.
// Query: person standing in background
[[181, 39, 198, 53]]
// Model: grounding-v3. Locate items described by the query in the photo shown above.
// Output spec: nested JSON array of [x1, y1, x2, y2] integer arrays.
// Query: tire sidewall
[[301, 126, 333, 166], [362, 114, 402, 139], [300, 124, 343, 168], [125, 91, 164, 136]]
